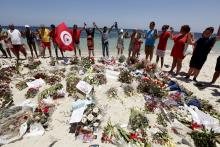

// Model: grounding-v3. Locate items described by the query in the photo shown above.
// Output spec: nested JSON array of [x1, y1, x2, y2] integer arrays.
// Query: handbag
[[184, 44, 193, 56]]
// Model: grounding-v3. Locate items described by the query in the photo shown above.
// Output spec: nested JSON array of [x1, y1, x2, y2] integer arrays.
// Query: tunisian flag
[[55, 22, 75, 51]]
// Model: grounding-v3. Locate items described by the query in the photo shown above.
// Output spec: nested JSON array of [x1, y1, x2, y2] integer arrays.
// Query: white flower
[[93, 122, 99, 127], [93, 107, 99, 114], [87, 114, 94, 121], [81, 117, 87, 124], [97, 114, 102, 120]]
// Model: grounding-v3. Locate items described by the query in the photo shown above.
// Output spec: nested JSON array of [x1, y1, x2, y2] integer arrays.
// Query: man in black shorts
[[211, 56, 220, 84]]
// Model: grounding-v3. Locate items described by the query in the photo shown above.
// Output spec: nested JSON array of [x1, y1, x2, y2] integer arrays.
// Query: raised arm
[[93, 22, 102, 33], [169, 27, 175, 40], [82, 22, 87, 31], [108, 22, 116, 33]]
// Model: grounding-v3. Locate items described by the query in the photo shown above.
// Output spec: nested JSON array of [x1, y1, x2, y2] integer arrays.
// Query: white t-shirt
[[8, 29, 22, 45]]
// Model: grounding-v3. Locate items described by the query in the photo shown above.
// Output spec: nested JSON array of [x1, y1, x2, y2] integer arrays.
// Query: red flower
[[130, 133, 138, 139], [191, 122, 203, 130], [43, 107, 49, 113], [142, 77, 150, 81]]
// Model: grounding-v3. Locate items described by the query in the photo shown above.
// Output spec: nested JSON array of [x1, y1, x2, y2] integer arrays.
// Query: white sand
[[1, 48, 220, 147]]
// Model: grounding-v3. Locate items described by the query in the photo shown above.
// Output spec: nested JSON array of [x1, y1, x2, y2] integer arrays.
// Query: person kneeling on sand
[[8, 24, 27, 60]]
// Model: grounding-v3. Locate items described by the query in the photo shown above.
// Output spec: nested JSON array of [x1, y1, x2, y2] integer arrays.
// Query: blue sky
[[1, 0, 220, 32]]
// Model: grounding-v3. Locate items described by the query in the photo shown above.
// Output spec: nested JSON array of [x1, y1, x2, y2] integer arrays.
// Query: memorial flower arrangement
[[118, 69, 133, 84], [25, 88, 39, 99], [70, 103, 102, 141], [123, 85, 135, 97], [45, 75, 61, 85], [0, 84, 13, 109], [189, 130, 218, 147], [152, 130, 170, 145], [106, 87, 118, 99], [129, 107, 149, 131], [15, 80, 28, 91], [118, 55, 126, 63], [38, 83, 63, 100], [70, 57, 80, 65], [66, 74, 80, 95]]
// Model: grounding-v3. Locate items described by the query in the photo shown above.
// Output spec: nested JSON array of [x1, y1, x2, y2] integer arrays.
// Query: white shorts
[[156, 49, 165, 57]]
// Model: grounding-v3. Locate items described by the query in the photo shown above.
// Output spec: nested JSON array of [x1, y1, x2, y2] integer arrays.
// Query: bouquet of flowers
[[152, 131, 170, 145], [189, 130, 217, 147], [129, 108, 149, 131], [123, 85, 135, 97], [70, 103, 102, 142], [156, 113, 168, 127], [80, 57, 95, 69], [145, 63, 157, 73], [126, 56, 138, 65], [49, 68, 66, 78], [101, 121, 121, 144], [134, 59, 146, 70], [70, 57, 80, 65], [137, 79, 166, 97], [118, 55, 126, 63], [170, 106, 192, 126], [0, 69, 12, 83], [27, 106, 51, 128], [49, 57, 56, 66], [34, 72, 48, 80], [45, 75, 61, 85], [117, 126, 150, 146], [25, 59, 41, 69], [91, 65, 105, 73], [84, 74, 107, 85], [25, 88, 39, 99], [106, 87, 118, 99], [0, 66, 16, 77], [15, 80, 28, 91], [118, 69, 133, 84], [0, 107, 28, 141], [0, 84, 13, 109], [38, 83, 63, 100], [66, 74, 80, 95]]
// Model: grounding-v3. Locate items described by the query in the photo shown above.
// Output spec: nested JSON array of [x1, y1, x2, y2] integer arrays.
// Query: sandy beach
[[1, 48, 220, 147]]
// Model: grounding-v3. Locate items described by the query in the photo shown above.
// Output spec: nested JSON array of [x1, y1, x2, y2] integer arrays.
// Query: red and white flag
[[55, 22, 74, 51]]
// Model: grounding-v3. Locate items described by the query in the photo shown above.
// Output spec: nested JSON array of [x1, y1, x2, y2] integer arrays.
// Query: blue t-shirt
[[145, 29, 156, 46]]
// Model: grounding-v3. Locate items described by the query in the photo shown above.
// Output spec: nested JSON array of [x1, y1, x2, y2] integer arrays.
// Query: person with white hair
[[115, 22, 125, 56], [24, 25, 38, 58]]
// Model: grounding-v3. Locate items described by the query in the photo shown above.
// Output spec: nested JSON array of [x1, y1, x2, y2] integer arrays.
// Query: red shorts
[[41, 42, 51, 49]]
